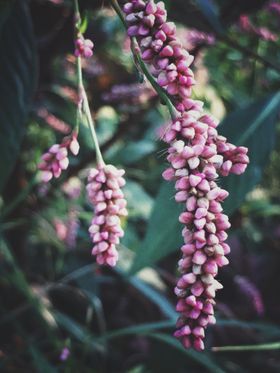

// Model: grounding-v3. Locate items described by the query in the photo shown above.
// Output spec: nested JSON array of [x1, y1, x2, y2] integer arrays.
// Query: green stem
[[212, 342, 280, 352], [74, 0, 105, 167], [110, 0, 178, 121]]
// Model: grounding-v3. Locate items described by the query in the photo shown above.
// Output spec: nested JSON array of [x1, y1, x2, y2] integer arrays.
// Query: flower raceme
[[122, 0, 249, 350], [86, 165, 128, 267], [162, 110, 248, 351], [38, 132, 79, 182]]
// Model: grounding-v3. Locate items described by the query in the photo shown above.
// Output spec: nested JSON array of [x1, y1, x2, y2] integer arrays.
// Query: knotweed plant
[[113, 0, 249, 350], [37, 0, 250, 350], [38, 0, 128, 267]]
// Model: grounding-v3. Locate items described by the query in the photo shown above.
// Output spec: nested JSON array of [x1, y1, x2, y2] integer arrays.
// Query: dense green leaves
[[130, 93, 280, 272], [0, 1, 36, 192]]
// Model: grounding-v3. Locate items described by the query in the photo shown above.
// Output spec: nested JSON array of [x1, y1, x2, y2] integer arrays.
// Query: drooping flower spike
[[87, 164, 128, 267], [121, 0, 249, 350], [162, 110, 248, 351], [38, 132, 79, 182]]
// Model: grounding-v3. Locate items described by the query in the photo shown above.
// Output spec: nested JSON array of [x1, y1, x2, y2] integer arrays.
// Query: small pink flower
[[75, 37, 94, 58], [60, 347, 70, 361], [38, 132, 79, 182]]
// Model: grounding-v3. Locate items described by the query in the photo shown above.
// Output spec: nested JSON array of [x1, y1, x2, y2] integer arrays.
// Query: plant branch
[[74, 0, 105, 167]]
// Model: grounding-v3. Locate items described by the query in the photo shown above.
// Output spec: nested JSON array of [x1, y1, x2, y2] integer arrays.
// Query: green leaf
[[128, 275, 177, 320], [216, 319, 280, 337], [220, 92, 280, 215], [124, 180, 153, 219], [79, 13, 89, 34], [96, 106, 119, 145], [147, 333, 226, 373], [100, 320, 174, 341], [114, 139, 156, 165], [129, 181, 183, 273], [29, 346, 58, 373], [0, 1, 36, 192], [52, 311, 104, 352], [194, 0, 224, 34]]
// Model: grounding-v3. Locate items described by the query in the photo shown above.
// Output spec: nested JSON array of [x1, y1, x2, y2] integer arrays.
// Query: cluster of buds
[[122, 0, 249, 350], [162, 108, 249, 350], [86, 165, 128, 267], [53, 208, 80, 249], [123, 0, 196, 112], [38, 132, 79, 182], [238, 15, 278, 42], [186, 29, 216, 49], [267, 1, 280, 15], [74, 36, 94, 58], [234, 275, 264, 316]]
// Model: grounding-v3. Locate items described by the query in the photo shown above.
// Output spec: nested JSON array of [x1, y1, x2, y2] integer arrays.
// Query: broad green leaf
[[128, 275, 177, 320], [96, 106, 119, 145], [195, 0, 224, 34], [52, 311, 104, 352], [124, 180, 153, 219], [129, 181, 183, 273], [220, 92, 280, 214], [29, 346, 58, 373], [147, 333, 226, 373], [0, 1, 36, 192], [216, 319, 280, 337], [114, 139, 156, 165], [100, 320, 174, 341]]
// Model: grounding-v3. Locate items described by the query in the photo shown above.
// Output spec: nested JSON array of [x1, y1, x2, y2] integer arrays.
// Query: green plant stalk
[[212, 342, 280, 352], [110, 0, 178, 121], [74, 0, 105, 167]]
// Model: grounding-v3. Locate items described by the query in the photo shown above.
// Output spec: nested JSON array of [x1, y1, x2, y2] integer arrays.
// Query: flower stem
[[74, 0, 105, 167], [212, 342, 280, 352], [110, 0, 179, 121]]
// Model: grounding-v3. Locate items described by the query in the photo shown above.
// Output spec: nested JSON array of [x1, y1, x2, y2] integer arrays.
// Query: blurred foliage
[[0, 0, 280, 372]]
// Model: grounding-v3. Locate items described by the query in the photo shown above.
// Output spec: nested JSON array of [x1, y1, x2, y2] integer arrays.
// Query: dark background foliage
[[0, 0, 280, 372]]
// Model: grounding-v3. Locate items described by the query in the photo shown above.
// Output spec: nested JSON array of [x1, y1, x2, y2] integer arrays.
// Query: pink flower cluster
[[162, 109, 249, 350], [74, 37, 94, 58], [122, 0, 249, 350], [87, 165, 128, 267], [234, 275, 264, 316], [186, 29, 216, 49], [123, 0, 195, 112], [268, 1, 280, 15], [238, 15, 278, 42], [38, 132, 79, 182]]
